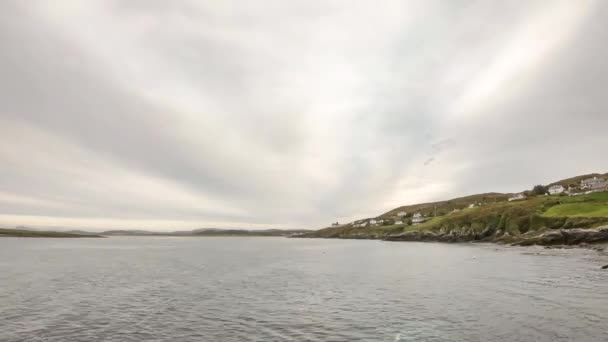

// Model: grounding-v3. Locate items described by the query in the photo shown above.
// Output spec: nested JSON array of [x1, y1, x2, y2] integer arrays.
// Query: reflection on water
[[1, 237, 607, 341]]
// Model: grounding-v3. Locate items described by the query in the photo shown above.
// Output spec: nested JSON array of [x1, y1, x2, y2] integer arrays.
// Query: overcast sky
[[1, 1, 607, 231]]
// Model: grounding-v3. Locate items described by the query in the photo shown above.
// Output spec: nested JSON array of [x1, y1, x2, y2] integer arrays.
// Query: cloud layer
[[1, 0, 607, 230]]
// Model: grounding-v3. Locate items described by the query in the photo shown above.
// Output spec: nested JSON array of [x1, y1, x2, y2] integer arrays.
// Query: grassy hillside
[[542, 192, 608, 218], [547, 173, 608, 187], [0, 228, 104, 238], [302, 171, 608, 243], [380, 192, 511, 218], [304, 192, 608, 240]]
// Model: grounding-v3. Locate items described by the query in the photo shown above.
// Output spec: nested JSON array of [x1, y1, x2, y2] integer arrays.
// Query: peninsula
[[301, 173, 608, 246]]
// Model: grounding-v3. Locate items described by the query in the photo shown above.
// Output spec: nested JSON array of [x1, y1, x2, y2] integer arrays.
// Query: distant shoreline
[[0, 228, 308, 238], [0, 228, 105, 238]]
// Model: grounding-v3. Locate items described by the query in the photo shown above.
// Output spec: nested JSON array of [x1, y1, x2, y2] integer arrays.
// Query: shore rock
[[512, 227, 608, 246], [384, 226, 608, 247]]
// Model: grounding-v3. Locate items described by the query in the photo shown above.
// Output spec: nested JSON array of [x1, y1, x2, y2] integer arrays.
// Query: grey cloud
[[1, 0, 607, 230]]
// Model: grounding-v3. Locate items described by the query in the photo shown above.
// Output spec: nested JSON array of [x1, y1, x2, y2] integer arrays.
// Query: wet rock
[[512, 227, 608, 246], [384, 225, 608, 247], [602, 264, 608, 270]]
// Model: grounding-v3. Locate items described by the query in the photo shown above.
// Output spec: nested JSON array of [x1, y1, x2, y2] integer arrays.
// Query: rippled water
[[1, 237, 607, 341]]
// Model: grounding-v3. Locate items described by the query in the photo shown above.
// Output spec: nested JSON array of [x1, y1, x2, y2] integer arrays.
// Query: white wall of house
[[412, 213, 426, 224], [508, 193, 526, 202]]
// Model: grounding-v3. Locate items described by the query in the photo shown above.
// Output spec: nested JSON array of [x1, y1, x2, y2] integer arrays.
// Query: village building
[[395, 220, 403, 225], [331, 222, 340, 227], [412, 212, 426, 225], [397, 211, 407, 217], [508, 193, 527, 202], [548, 184, 565, 195], [580, 177, 607, 191]]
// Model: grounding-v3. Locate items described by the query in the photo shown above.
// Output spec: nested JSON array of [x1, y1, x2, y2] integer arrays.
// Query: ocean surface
[[1, 237, 607, 342]]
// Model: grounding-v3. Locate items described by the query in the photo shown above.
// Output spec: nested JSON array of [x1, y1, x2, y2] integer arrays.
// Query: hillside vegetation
[[302, 173, 608, 245]]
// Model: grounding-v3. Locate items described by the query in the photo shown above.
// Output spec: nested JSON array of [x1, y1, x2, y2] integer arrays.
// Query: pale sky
[[1, 0, 607, 231]]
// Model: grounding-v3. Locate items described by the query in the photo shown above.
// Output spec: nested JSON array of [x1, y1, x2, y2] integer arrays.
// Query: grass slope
[[304, 191, 608, 239], [380, 193, 511, 218], [542, 192, 608, 218]]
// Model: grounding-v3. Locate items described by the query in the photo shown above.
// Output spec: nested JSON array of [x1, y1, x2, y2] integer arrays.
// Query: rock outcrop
[[384, 226, 608, 247]]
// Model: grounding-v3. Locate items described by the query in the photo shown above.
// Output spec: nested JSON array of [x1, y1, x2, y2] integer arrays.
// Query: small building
[[468, 203, 476, 209], [395, 220, 403, 225], [397, 211, 407, 217], [369, 219, 377, 225], [331, 222, 340, 227], [580, 177, 607, 190], [508, 193, 526, 202], [412, 212, 426, 225], [548, 184, 565, 195]]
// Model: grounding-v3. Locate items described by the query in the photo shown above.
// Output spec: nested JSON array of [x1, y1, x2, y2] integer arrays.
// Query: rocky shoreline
[[383, 226, 608, 247]]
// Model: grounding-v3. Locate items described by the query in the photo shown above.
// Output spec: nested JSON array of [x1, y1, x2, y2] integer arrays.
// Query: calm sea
[[1, 237, 607, 341]]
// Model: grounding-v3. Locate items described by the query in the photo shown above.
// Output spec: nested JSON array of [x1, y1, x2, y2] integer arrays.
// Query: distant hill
[[193, 229, 310, 237], [100, 228, 310, 237], [0, 228, 104, 238], [100, 230, 167, 236]]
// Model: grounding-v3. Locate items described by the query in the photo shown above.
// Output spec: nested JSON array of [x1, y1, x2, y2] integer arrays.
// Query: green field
[[542, 192, 608, 217]]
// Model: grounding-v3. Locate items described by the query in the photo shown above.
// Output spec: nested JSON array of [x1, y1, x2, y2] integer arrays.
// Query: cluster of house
[[549, 177, 608, 196], [352, 218, 385, 227], [345, 210, 431, 228], [508, 176, 608, 201]]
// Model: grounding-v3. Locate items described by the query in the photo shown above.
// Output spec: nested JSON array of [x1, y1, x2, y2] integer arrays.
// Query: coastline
[[296, 226, 608, 250], [0, 228, 105, 238]]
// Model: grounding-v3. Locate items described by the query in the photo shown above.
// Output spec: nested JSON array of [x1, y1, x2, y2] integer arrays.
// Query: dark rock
[[511, 227, 608, 246], [602, 264, 608, 270]]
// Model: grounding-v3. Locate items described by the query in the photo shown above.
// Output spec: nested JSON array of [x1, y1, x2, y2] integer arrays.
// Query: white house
[[397, 211, 407, 217], [412, 212, 426, 225], [395, 220, 403, 225], [581, 177, 607, 191], [370, 219, 377, 225], [548, 184, 565, 195], [508, 193, 526, 202], [468, 203, 476, 209]]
